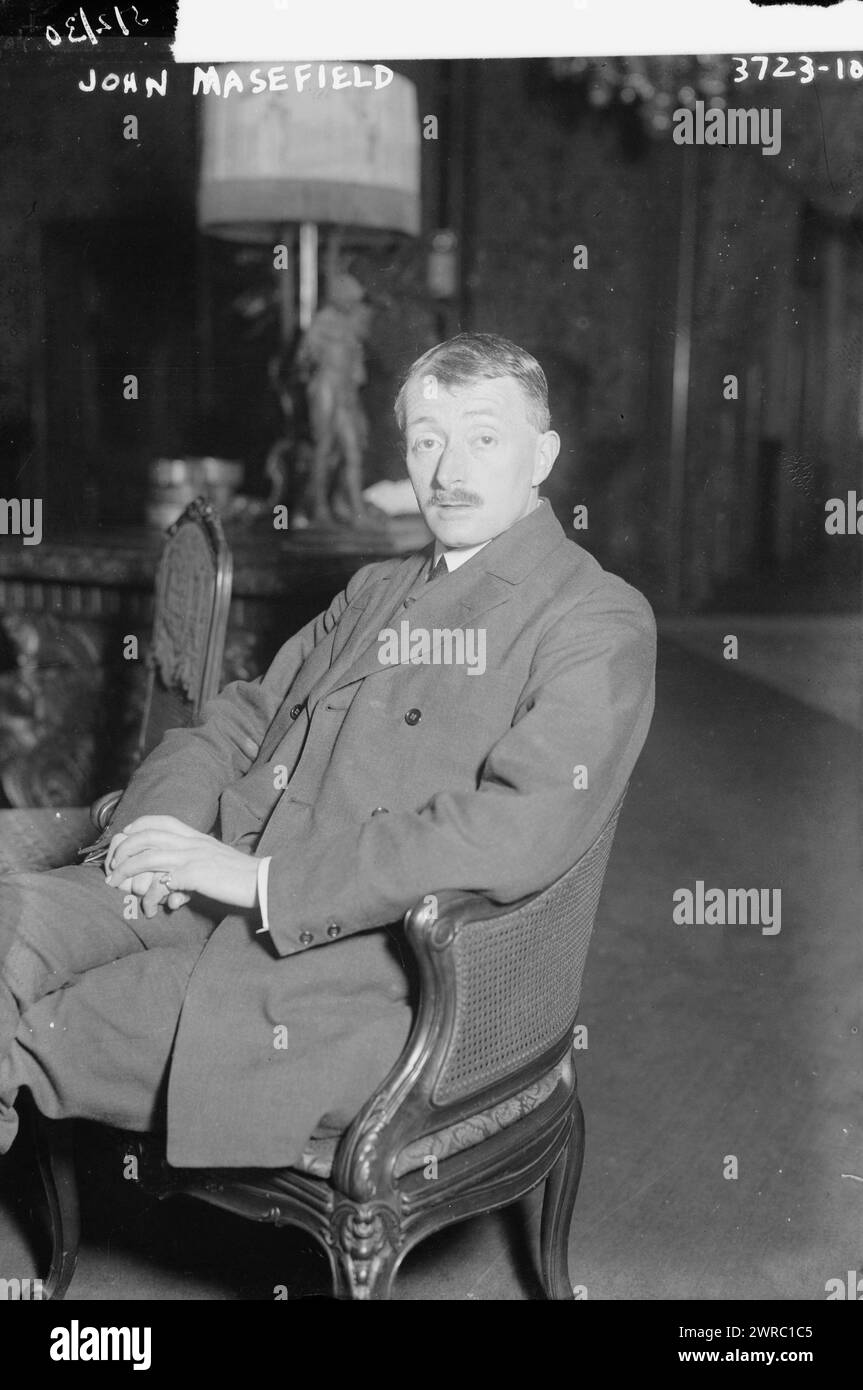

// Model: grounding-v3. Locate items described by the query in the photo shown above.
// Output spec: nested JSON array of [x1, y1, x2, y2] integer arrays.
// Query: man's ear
[[532, 430, 561, 487]]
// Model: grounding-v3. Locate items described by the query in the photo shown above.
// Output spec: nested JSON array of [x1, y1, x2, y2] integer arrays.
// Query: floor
[[0, 621, 860, 1300], [660, 615, 862, 731]]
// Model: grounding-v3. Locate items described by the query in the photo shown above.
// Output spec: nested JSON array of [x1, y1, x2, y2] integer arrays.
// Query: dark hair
[[394, 332, 551, 435]]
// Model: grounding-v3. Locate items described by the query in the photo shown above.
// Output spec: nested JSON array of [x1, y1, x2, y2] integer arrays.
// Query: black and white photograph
[[0, 0, 859, 1333]]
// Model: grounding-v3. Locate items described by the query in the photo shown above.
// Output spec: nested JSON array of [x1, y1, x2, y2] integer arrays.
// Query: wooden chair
[[36, 788, 626, 1301], [0, 498, 233, 874]]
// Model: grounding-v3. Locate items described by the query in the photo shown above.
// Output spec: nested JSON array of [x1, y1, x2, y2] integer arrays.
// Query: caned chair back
[[431, 796, 625, 1105], [137, 497, 233, 764]]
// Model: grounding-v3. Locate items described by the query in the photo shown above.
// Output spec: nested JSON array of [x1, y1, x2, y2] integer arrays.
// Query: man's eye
[[475, 434, 497, 446], [413, 437, 440, 452]]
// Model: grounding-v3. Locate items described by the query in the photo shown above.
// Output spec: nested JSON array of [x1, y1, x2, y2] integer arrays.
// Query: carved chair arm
[[332, 888, 572, 1202], [75, 789, 125, 861], [91, 789, 123, 832], [332, 796, 626, 1203]]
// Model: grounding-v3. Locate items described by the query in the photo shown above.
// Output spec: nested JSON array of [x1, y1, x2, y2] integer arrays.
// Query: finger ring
[[160, 872, 173, 889]]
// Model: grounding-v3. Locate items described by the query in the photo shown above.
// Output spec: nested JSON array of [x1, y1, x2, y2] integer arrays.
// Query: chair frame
[[140, 496, 233, 750], [89, 496, 232, 834], [34, 793, 626, 1302]]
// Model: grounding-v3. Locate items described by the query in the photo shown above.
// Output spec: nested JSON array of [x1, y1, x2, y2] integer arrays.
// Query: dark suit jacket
[[106, 500, 656, 1166]]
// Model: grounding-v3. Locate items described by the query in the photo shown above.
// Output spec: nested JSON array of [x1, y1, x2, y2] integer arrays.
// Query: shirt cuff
[[255, 856, 273, 934]]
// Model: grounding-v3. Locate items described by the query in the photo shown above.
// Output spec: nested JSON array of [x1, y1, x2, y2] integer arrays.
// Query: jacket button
[[299, 930, 313, 946], [326, 922, 341, 939], [290, 703, 304, 720], [404, 708, 422, 726], [370, 806, 389, 816]]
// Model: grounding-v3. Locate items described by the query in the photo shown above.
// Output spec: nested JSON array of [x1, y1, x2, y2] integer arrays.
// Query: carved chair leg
[[329, 1202, 403, 1300], [539, 1098, 586, 1300], [30, 1109, 80, 1301]]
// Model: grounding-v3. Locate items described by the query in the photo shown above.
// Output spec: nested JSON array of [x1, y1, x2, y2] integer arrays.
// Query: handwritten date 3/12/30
[[45, 6, 148, 47]]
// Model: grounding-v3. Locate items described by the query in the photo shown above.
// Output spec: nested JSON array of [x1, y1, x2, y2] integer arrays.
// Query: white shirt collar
[[433, 537, 490, 572]]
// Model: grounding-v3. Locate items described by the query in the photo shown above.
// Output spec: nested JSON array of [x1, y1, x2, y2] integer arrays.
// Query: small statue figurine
[[294, 272, 375, 527]]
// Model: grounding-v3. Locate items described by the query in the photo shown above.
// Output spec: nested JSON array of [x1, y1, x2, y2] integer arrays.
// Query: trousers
[[0, 861, 225, 1153]]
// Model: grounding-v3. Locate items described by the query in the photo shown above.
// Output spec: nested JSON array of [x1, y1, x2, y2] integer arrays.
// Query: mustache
[[429, 490, 483, 506]]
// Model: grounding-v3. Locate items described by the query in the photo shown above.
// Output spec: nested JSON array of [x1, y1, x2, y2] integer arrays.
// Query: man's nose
[[434, 440, 467, 487]]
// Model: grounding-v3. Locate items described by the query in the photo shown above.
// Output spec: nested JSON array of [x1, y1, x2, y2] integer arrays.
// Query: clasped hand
[[104, 816, 259, 920]]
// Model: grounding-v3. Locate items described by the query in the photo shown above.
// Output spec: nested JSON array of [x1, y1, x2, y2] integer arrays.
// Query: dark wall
[[0, 52, 200, 528], [460, 60, 681, 592], [452, 61, 861, 610]]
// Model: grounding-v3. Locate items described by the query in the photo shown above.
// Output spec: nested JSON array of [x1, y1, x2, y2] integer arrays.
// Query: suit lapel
[[308, 550, 431, 703], [321, 569, 511, 694], [260, 499, 567, 752], [321, 499, 566, 696], [257, 552, 430, 760]]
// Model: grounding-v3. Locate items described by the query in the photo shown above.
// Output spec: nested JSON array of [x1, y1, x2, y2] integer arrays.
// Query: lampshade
[[198, 63, 421, 241]]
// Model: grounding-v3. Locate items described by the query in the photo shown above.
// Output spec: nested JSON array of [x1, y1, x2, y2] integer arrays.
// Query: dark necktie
[[383, 552, 448, 628]]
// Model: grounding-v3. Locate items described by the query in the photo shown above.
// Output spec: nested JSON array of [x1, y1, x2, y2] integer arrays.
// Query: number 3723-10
[[732, 55, 863, 85]]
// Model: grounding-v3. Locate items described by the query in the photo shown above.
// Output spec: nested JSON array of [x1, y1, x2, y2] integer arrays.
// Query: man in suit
[[0, 332, 655, 1168]]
